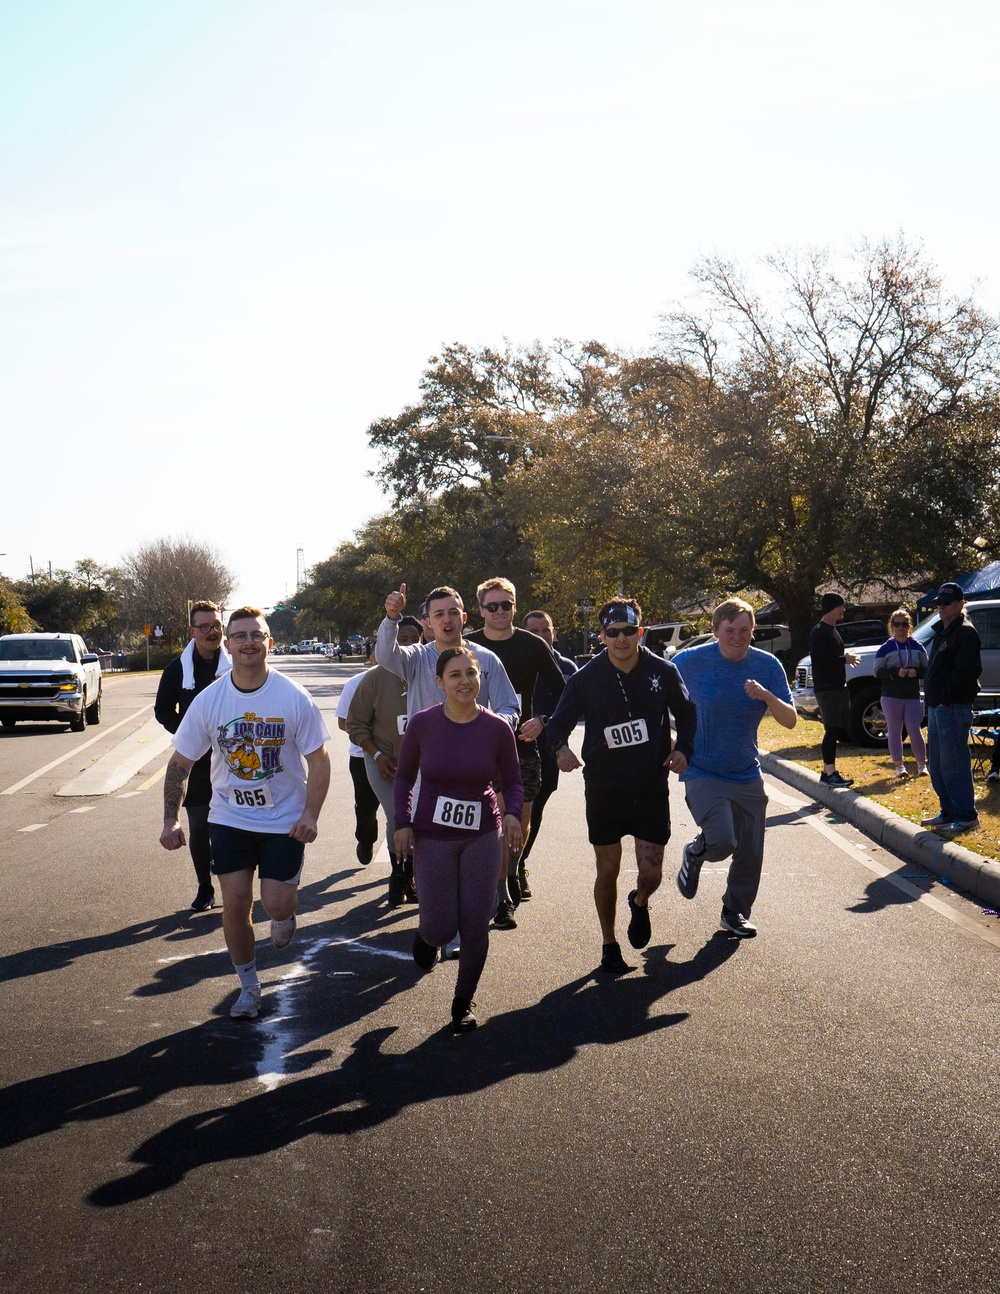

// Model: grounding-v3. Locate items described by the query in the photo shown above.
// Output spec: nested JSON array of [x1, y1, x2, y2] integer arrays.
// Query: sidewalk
[[760, 750, 1000, 909]]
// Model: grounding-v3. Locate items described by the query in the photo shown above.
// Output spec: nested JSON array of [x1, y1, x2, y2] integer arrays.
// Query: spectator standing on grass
[[809, 593, 861, 787], [920, 583, 982, 837], [873, 609, 928, 779]]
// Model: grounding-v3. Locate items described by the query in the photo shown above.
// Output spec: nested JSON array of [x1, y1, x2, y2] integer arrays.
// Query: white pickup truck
[[0, 633, 103, 732]]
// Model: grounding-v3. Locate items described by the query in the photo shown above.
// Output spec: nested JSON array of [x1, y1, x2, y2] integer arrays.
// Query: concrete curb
[[759, 751, 1000, 909]]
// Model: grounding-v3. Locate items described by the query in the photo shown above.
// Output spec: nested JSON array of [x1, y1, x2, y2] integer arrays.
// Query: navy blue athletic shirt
[[546, 646, 696, 793]]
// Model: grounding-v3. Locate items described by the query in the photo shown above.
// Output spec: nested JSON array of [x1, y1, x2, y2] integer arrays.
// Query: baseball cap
[[934, 582, 965, 605]]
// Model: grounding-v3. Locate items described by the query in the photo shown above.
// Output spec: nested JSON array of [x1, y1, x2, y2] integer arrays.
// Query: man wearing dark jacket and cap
[[920, 582, 982, 836], [809, 593, 861, 787]]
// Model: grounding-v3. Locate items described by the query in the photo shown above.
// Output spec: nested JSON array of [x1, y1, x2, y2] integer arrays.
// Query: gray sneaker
[[677, 840, 705, 900], [230, 986, 261, 1019], [939, 817, 981, 835], [270, 915, 296, 949], [920, 813, 950, 827]]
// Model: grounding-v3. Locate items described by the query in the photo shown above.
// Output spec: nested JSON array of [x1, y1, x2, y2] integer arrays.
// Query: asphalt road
[[1, 658, 998, 1294]]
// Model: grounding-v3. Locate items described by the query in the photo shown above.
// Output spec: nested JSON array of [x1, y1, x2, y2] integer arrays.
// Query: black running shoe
[[356, 841, 374, 866], [676, 840, 705, 900], [191, 885, 216, 912], [412, 932, 438, 969], [599, 941, 631, 974], [517, 865, 532, 900], [720, 907, 757, 939], [493, 899, 518, 930], [626, 889, 651, 949], [451, 997, 478, 1032], [387, 870, 407, 907], [819, 771, 854, 787]]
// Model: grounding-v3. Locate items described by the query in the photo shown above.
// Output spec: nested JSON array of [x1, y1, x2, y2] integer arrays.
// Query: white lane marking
[[56, 717, 172, 796], [18, 823, 47, 833], [137, 764, 167, 792], [68, 806, 96, 813], [156, 933, 408, 1089], [1, 704, 154, 795], [116, 791, 142, 798], [765, 778, 1000, 950]]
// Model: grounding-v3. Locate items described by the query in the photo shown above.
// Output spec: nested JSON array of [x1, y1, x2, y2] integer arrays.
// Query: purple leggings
[[413, 828, 504, 1000], [881, 695, 927, 765]]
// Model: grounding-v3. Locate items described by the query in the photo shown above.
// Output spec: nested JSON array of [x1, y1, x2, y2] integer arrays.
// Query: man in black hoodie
[[920, 582, 982, 836]]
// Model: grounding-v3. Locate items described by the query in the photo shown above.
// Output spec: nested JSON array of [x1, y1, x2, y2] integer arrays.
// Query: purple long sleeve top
[[394, 704, 524, 841]]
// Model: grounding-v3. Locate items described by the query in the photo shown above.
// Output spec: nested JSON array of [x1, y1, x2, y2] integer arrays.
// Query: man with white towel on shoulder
[[154, 600, 233, 911]]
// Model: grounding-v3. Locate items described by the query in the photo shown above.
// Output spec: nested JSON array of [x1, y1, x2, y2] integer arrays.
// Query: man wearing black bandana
[[545, 598, 697, 973]]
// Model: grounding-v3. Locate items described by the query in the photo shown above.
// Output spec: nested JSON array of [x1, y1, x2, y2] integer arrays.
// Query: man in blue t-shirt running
[[673, 598, 797, 939]]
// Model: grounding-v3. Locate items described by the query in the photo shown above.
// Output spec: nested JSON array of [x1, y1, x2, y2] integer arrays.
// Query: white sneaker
[[230, 986, 261, 1019], [270, 915, 296, 949], [894, 766, 908, 778]]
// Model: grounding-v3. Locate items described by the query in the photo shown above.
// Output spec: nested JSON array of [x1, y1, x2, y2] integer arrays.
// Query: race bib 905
[[432, 795, 482, 830], [227, 783, 274, 810], [604, 718, 649, 749]]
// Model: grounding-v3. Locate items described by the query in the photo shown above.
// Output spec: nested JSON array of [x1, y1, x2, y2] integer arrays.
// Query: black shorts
[[517, 749, 542, 803], [209, 823, 305, 883], [815, 688, 851, 732], [584, 783, 671, 847]]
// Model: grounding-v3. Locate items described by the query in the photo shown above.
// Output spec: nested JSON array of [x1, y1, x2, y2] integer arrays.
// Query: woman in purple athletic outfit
[[393, 646, 524, 1032]]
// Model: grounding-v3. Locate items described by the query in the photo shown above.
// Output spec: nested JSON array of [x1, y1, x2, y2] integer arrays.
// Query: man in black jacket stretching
[[920, 582, 982, 837]]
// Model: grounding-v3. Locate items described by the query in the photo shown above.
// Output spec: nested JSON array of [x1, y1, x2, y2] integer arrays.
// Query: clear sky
[[3, 0, 999, 610]]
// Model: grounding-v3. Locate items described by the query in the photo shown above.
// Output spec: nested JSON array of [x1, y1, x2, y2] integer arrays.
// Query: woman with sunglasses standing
[[873, 608, 928, 778], [393, 645, 524, 1032]]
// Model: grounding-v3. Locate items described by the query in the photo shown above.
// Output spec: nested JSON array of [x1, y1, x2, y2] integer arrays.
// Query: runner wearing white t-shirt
[[160, 607, 332, 1020]]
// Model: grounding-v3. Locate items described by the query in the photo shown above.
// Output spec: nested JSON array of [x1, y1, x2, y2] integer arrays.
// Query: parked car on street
[[0, 633, 103, 731], [792, 600, 1000, 745], [643, 622, 700, 658]]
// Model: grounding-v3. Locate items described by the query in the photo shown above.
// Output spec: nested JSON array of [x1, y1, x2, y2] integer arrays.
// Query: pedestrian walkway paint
[[18, 824, 46, 833], [55, 717, 172, 797]]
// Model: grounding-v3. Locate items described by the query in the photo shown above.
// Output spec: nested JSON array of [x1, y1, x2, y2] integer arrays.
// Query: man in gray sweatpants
[[672, 598, 797, 939]]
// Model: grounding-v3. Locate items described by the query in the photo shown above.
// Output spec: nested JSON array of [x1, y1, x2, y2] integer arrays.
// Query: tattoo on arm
[[163, 759, 190, 820]]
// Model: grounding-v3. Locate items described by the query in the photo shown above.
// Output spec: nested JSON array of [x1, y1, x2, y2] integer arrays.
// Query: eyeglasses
[[936, 598, 957, 607], [890, 620, 909, 627], [228, 631, 268, 644], [481, 600, 513, 613], [605, 625, 639, 639], [193, 623, 223, 633]]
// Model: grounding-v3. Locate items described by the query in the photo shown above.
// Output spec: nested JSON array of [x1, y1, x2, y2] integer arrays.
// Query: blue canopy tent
[[916, 560, 1000, 613]]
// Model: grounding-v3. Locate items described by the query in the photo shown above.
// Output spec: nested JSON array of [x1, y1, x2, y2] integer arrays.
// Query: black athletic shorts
[[517, 749, 542, 803], [584, 783, 671, 847], [209, 823, 305, 882]]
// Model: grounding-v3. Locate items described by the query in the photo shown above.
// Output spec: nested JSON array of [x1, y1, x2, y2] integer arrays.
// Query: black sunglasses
[[605, 625, 639, 639], [481, 600, 513, 613]]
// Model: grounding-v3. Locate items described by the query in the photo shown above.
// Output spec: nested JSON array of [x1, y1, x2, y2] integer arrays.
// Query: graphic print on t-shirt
[[216, 710, 286, 782]]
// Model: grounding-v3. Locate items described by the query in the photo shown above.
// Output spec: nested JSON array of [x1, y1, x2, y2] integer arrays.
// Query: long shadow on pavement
[[84, 936, 740, 1206]]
